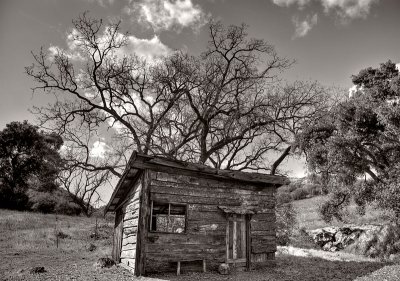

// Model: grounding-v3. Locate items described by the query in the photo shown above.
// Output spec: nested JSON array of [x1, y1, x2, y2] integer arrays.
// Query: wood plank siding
[[106, 152, 288, 276], [143, 171, 276, 273], [117, 178, 142, 272]]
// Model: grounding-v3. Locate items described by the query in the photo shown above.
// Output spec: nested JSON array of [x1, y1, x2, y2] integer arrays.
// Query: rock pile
[[307, 226, 371, 252], [308, 224, 400, 259]]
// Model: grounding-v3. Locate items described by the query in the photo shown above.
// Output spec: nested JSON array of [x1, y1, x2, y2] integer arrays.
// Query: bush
[[304, 184, 323, 197], [30, 192, 57, 213], [277, 192, 292, 204], [291, 187, 309, 201], [54, 200, 81, 216], [276, 202, 297, 246]]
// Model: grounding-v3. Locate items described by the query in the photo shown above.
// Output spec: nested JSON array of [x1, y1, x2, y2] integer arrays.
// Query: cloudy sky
[[1, 0, 400, 179]]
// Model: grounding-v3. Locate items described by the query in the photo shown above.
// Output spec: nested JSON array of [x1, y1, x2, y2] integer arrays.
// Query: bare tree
[[26, 13, 332, 198]]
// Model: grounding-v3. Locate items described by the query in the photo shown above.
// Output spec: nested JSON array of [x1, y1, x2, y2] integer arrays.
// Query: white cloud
[[50, 27, 172, 64], [271, 0, 379, 21], [125, 0, 209, 32], [120, 35, 172, 62], [292, 14, 318, 38], [272, 0, 311, 8], [90, 140, 110, 158], [396, 63, 400, 71], [48, 45, 85, 61], [84, 0, 115, 8], [321, 0, 379, 21]]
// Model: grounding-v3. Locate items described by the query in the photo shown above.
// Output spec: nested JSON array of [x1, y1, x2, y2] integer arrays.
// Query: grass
[[0, 204, 394, 281], [292, 195, 392, 230], [0, 209, 133, 281]]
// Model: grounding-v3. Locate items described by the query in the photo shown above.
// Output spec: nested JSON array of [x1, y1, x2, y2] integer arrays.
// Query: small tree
[[0, 121, 63, 210]]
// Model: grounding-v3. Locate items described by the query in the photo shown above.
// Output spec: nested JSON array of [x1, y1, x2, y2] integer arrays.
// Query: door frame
[[225, 214, 250, 266]]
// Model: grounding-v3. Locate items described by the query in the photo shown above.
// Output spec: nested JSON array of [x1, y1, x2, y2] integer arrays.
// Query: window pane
[[150, 202, 186, 233], [169, 215, 185, 233], [155, 215, 168, 232], [170, 204, 185, 215], [153, 203, 169, 215]]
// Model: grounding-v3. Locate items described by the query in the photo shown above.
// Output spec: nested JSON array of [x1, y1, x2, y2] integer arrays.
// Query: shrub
[[30, 192, 57, 213], [291, 187, 309, 201], [276, 202, 297, 246], [304, 184, 323, 197], [277, 192, 292, 204], [54, 200, 81, 216]]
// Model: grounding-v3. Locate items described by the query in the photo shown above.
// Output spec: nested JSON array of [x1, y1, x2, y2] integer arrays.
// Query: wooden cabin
[[104, 152, 289, 276]]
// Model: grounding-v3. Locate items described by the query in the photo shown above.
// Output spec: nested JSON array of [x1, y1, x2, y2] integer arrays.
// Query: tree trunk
[[270, 146, 291, 175]]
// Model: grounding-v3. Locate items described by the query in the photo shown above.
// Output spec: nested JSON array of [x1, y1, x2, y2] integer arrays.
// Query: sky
[[1, 0, 400, 185]]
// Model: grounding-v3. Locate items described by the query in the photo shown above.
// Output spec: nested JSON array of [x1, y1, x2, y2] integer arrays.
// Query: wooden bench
[[176, 259, 206, 275]]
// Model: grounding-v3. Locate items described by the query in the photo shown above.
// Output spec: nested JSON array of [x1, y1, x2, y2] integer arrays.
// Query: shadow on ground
[[149, 255, 387, 281]]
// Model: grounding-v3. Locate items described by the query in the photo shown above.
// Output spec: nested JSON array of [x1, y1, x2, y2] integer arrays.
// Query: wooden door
[[226, 214, 247, 264], [112, 208, 124, 262]]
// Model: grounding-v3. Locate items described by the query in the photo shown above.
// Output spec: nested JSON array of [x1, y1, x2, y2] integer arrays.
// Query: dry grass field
[[0, 204, 396, 281]]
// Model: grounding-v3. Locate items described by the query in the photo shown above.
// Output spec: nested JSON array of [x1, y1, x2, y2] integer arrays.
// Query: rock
[[94, 257, 115, 269], [218, 263, 230, 275], [56, 231, 71, 239], [87, 243, 96, 252], [29, 266, 46, 274]]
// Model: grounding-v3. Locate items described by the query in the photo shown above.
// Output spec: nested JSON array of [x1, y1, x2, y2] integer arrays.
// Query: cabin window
[[150, 201, 186, 233]]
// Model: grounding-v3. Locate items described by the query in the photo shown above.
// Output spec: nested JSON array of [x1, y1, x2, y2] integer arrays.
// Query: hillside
[[0, 209, 136, 281], [292, 195, 393, 230]]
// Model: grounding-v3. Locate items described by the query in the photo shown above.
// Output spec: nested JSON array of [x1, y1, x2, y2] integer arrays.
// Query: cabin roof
[[104, 152, 290, 214]]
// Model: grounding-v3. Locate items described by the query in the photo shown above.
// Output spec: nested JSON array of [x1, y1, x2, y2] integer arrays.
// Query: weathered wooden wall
[[118, 179, 142, 272], [143, 171, 276, 273]]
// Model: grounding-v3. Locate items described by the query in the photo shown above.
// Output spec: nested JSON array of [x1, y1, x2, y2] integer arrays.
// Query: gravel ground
[[354, 264, 400, 281], [0, 247, 387, 281]]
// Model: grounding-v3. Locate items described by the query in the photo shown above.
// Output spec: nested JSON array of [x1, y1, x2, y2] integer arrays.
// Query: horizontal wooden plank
[[146, 250, 226, 262], [251, 241, 277, 254], [121, 243, 136, 250], [251, 229, 275, 236], [147, 232, 225, 245], [150, 193, 241, 206], [188, 204, 220, 212], [250, 220, 274, 231], [129, 153, 288, 185], [123, 226, 138, 236], [120, 258, 136, 267], [187, 222, 226, 235], [122, 235, 137, 246], [252, 212, 275, 220], [121, 247, 136, 257], [146, 243, 226, 255], [150, 185, 273, 206], [123, 218, 138, 228], [151, 178, 274, 195], [188, 210, 226, 222]]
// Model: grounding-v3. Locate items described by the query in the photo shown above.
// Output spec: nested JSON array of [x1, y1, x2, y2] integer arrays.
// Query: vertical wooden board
[[237, 220, 242, 259], [229, 220, 233, 260], [135, 170, 150, 276], [225, 221, 229, 263], [112, 208, 124, 262], [241, 219, 246, 259], [232, 221, 237, 259]]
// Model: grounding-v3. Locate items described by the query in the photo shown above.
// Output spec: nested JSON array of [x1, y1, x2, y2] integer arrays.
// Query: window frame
[[149, 200, 188, 234]]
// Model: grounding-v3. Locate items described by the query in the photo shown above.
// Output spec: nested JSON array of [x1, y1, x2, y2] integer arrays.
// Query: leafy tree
[[0, 121, 63, 210], [298, 60, 400, 221]]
